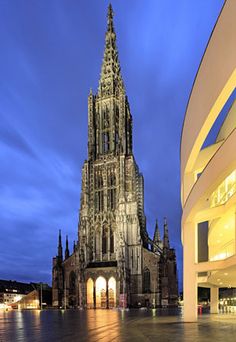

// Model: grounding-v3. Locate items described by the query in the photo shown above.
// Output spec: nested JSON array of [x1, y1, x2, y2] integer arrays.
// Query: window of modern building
[[208, 212, 235, 261], [210, 170, 236, 208], [201, 89, 236, 150], [198, 221, 209, 263]]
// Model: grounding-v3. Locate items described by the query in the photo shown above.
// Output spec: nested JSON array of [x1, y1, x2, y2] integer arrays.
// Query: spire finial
[[163, 217, 170, 249], [154, 219, 161, 241], [58, 229, 62, 247], [57, 229, 63, 260], [98, 4, 125, 96], [107, 4, 114, 32], [65, 235, 70, 259]]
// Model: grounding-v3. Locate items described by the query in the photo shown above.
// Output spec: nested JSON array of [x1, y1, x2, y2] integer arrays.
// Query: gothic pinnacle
[[107, 4, 114, 33], [58, 229, 62, 245], [153, 219, 161, 243], [163, 217, 170, 249], [58, 229, 63, 260], [98, 3, 124, 96], [65, 235, 70, 259]]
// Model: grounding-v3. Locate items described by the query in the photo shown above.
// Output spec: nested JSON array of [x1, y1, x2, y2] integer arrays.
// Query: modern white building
[[181, 0, 236, 321]]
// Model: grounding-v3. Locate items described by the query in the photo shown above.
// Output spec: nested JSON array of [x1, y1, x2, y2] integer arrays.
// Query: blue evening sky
[[0, 0, 224, 290]]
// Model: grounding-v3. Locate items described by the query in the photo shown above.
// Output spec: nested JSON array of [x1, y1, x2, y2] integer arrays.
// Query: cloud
[[0, 117, 36, 159], [0, 0, 224, 290]]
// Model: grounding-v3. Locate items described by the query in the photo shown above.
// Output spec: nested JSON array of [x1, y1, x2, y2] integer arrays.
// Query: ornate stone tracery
[[52, 4, 178, 310]]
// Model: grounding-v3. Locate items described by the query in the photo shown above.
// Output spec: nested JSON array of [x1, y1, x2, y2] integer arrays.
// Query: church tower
[[78, 4, 148, 307], [52, 4, 178, 309], [52, 230, 64, 307]]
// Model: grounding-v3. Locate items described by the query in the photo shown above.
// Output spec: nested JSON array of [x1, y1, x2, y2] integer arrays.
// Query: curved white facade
[[181, 0, 236, 321]]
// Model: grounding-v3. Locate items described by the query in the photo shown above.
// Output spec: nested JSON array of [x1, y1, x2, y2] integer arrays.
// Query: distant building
[[0, 280, 52, 309], [52, 4, 178, 309], [14, 283, 52, 310], [0, 279, 33, 306], [181, 0, 236, 321]]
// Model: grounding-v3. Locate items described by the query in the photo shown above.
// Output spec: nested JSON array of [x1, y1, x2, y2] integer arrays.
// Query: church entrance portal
[[86, 278, 94, 309], [108, 277, 116, 308], [96, 276, 106, 308], [86, 276, 116, 309]]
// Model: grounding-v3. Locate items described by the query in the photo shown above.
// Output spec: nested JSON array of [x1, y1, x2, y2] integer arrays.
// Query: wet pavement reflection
[[0, 308, 236, 342]]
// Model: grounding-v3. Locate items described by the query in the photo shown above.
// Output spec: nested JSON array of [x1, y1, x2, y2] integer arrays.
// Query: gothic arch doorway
[[87, 278, 94, 309], [95, 276, 107, 308], [108, 277, 116, 308]]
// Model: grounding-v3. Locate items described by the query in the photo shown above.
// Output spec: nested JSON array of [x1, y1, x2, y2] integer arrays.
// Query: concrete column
[[108, 227, 110, 261], [106, 280, 109, 309], [93, 282, 96, 309], [234, 210, 236, 254], [183, 221, 197, 322], [210, 287, 219, 314]]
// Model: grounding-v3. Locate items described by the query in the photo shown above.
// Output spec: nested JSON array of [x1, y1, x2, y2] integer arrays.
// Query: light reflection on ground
[[0, 308, 236, 341]]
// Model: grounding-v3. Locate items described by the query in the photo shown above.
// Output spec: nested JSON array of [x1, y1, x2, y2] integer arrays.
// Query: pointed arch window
[[102, 132, 110, 153], [102, 226, 108, 254], [115, 131, 119, 147], [95, 228, 101, 260], [95, 173, 104, 212], [102, 107, 110, 129], [107, 172, 116, 210], [143, 268, 151, 293], [101, 105, 110, 154], [110, 228, 114, 254], [69, 271, 76, 296]]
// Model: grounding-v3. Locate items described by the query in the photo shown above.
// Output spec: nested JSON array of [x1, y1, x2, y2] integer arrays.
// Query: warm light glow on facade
[[95, 277, 106, 309], [108, 277, 116, 308], [86, 276, 117, 309], [181, 0, 236, 322], [210, 170, 236, 208], [208, 212, 235, 261], [87, 278, 94, 308]]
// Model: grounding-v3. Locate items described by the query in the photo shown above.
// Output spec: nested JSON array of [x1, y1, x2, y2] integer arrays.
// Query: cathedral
[[52, 4, 178, 309]]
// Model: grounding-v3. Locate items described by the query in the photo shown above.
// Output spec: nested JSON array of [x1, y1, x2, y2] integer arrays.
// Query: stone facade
[[52, 4, 178, 309]]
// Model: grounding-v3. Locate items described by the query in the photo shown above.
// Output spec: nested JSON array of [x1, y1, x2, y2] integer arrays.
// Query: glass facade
[[208, 213, 235, 262], [210, 170, 236, 208]]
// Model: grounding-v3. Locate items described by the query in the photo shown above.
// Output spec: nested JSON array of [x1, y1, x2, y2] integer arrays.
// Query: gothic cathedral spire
[[163, 217, 170, 249], [98, 4, 125, 97], [57, 229, 63, 260], [52, 4, 179, 309], [153, 219, 162, 253], [153, 219, 161, 244], [87, 3, 132, 160], [65, 235, 70, 260]]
